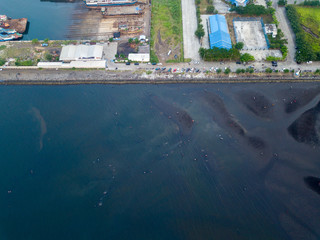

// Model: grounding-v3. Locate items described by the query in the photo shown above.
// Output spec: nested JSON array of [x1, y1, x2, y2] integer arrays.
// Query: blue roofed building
[[208, 15, 232, 50], [228, 0, 249, 6]]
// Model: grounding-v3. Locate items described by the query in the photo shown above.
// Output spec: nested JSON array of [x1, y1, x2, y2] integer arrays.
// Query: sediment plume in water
[[288, 101, 320, 145], [237, 91, 273, 119], [149, 95, 194, 136], [304, 176, 320, 195], [203, 92, 246, 136], [203, 92, 268, 152], [278, 87, 320, 114]]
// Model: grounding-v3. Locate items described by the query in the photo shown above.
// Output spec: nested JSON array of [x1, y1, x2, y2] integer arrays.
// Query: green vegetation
[[278, 0, 287, 6], [301, 0, 320, 6], [265, 68, 273, 73], [32, 39, 39, 45], [235, 42, 244, 50], [0, 45, 6, 51], [267, 29, 288, 60], [206, 5, 217, 14], [109, 37, 114, 42], [45, 53, 53, 62], [216, 68, 222, 73], [246, 68, 254, 73], [195, 2, 205, 39], [146, 70, 153, 75], [295, 6, 320, 55], [0, 58, 5, 66], [197, 0, 214, 14], [230, 4, 271, 15], [224, 68, 231, 74], [43, 38, 49, 44], [150, 0, 183, 62], [236, 68, 246, 74], [240, 53, 255, 62], [199, 47, 241, 61], [15, 59, 34, 66], [286, 5, 319, 62]]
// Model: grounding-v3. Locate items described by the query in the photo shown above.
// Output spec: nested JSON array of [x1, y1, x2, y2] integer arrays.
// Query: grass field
[[295, 6, 320, 53], [150, 0, 183, 62]]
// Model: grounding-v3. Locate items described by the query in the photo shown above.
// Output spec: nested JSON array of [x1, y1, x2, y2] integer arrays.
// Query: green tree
[[235, 42, 244, 50], [109, 37, 114, 42], [216, 68, 222, 73], [128, 38, 133, 43], [195, 25, 205, 39], [206, 6, 215, 14], [240, 53, 255, 63], [44, 38, 49, 43], [45, 53, 53, 62], [32, 39, 39, 45], [134, 38, 140, 44], [265, 68, 273, 73], [0, 58, 5, 66], [224, 68, 231, 74]]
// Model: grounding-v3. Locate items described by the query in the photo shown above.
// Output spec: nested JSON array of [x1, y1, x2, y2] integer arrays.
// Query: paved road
[[181, 0, 201, 61], [273, 3, 296, 64]]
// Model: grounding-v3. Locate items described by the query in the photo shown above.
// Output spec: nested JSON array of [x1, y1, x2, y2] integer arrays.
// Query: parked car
[[155, 68, 160, 71], [151, 62, 157, 65], [126, 62, 131, 65], [161, 67, 166, 71], [167, 68, 172, 72], [236, 61, 241, 64], [134, 62, 139, 65]]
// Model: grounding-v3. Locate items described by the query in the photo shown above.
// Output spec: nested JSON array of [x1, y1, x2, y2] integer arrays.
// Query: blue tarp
[[208, 15, 232, 50]]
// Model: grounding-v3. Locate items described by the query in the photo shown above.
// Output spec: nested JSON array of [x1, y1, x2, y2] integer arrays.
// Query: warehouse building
[[59, 45, 104, 62], [208, 15, 232, 50]]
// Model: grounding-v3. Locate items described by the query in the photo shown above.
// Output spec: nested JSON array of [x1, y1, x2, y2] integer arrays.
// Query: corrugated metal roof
[[209, 15, 232, 50], [59, 45, 103, 61]]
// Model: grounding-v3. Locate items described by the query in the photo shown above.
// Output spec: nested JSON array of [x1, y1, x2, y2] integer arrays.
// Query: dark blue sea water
[[1, 0, 80, 40], [0, 83, 320, 240]]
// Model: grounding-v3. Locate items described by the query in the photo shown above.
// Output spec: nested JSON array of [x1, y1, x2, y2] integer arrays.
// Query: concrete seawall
[[1, 69, 320, 85]]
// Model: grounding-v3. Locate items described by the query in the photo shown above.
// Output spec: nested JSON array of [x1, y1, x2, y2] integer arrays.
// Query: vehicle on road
[[161, 67, 166, 71], [126, 62, 131, 65], [155, 68, 160, 71], [167, 68, 172, 72], [151, 62, 157, 65], [134, 62, 139, 65]]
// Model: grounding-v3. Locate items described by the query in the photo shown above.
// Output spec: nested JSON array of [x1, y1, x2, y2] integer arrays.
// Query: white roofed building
[[59, 45, 104, 62], [128, 53, 150, 62], [264, 24, 277, 38]]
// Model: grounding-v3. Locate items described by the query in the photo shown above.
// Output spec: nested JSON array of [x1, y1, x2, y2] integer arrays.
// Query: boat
[[84, 0, 138, 7], [0, 27, 16, 34], [0, 33, 22, 42]]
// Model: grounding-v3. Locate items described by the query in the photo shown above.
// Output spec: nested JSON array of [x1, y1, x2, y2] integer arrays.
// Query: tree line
[[286, 5, 317, 63]]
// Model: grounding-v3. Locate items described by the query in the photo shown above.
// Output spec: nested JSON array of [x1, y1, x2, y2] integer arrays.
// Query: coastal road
[[181, 0, 201, 61]]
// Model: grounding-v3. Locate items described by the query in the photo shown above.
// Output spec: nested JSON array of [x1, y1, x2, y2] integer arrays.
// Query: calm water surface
[[0, 83, 320, 240], [1, 0, 80, 40]]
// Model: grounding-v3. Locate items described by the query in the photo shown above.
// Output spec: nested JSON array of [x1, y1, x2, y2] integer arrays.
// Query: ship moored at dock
[[84, 0, 138, 7]]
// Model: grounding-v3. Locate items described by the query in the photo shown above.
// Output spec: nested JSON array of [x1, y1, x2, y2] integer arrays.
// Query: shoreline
[[1, 69, 320, 85]]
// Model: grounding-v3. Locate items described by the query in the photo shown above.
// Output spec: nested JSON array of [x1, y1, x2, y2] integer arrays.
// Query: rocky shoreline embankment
[[1, 69, 320, 85]]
